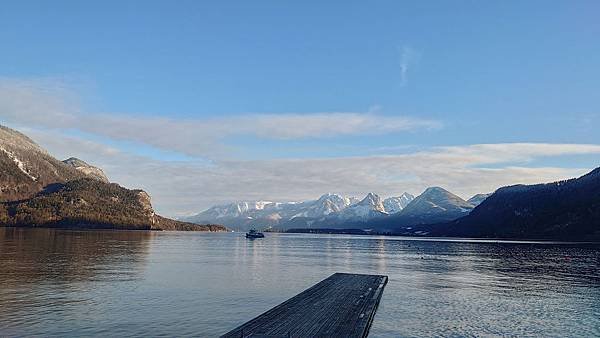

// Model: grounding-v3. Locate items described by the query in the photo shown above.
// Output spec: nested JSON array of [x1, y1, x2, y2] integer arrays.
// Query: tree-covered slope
[[0, 125, 226, 232], [430, 168, 600, 240]]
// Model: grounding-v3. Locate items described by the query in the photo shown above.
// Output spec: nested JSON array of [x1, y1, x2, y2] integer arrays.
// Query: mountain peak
[[62, 157, 110, 183], [580, 166, 600, 180], [318, 192, 341, 200], [352, 193, 385, 213], [0, 125, 47, 154], [0, 125, 86, 201], [358, 192, 382, 205], [383, 193, 415, 214], [63, 157, 89, 167], [467, 193, 492, 207], [423, 186, 449, 194], [401, 186, 474, 218], [328, 192, 386, 220]]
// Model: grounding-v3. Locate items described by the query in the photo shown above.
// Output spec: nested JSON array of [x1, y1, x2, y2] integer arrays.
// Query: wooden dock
[[221, 273, 388, 338]]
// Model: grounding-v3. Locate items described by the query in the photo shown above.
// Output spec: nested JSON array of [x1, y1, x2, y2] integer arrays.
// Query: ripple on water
[[0, 229, 599, 337]]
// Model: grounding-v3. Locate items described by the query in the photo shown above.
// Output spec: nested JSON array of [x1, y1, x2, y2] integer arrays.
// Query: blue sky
[[1, 1, 599, 215]]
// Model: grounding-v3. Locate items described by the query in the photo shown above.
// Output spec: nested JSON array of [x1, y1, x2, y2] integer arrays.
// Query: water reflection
[[0, 230, 598, 337], [0, 227, 153, 284], [0, 228, 152, 335]]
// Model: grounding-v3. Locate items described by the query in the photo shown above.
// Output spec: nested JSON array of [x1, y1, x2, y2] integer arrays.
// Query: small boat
[[245, 229, 265, 239]]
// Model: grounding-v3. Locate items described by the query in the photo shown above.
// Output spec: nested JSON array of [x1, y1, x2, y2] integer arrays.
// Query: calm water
[[0, 228, 599, 337]]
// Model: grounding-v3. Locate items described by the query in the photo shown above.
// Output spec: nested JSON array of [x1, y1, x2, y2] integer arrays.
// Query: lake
[[1, 228, 599, 337]]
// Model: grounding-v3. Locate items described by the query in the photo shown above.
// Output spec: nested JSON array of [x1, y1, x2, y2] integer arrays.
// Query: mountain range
[[369, 187, 476, 233], [0, 125, 226, 232], [185, 188, 484, 231], [188, 166, 600, 241]]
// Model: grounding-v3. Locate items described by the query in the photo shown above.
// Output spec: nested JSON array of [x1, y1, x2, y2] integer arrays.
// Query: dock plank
[[221, 273, 388, 338]]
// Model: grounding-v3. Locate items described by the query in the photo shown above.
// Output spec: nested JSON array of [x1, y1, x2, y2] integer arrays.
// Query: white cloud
[[0, 78, 441, 158], [25, 128, 600, 217]]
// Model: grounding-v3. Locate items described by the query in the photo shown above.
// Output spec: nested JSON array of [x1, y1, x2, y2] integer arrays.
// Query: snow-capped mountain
[[383, 193, 415, 214], [291, 193, 358, 219], [335, 193, 387, 220], [193, 200, 280, 219], [467, 193, 492, 207], [184, 193, 363, 230], [401, 187, 474, 218], [369, 187, 476, 232], [185, 188, 472, 231], [188, 193, 358, 222], [185, 192, 396, 230]]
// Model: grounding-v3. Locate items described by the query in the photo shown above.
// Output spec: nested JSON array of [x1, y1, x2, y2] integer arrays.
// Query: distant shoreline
[[283, 228, 600, 244], [0, 224, 228, 232], [2, 225, 597, 243]]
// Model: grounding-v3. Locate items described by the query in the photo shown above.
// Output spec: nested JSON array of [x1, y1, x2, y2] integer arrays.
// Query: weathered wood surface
[[221, 273, 388, 338]]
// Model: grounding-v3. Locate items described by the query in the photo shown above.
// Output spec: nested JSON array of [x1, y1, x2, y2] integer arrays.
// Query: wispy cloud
[[0, 78, 441, 158], [399, 45, 420, 86]]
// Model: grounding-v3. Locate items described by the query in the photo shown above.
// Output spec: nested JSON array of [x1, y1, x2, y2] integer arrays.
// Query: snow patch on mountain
[[335, 193, 387, 220], [383, 193, 415, 214], [467, 193, 492, 207], [292, 193, 358, 219], [0, 146, 37, 181]]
